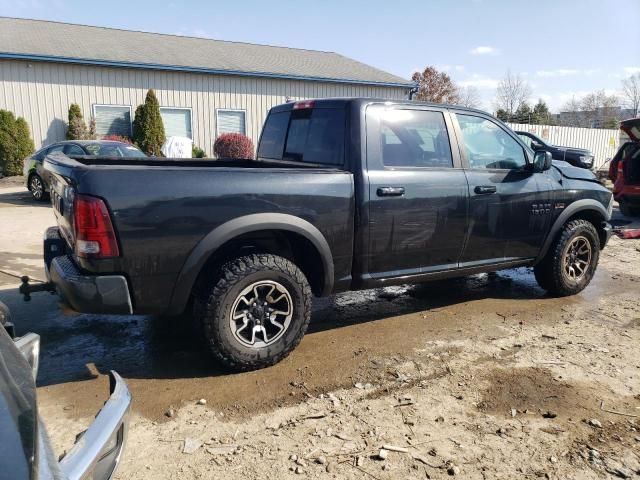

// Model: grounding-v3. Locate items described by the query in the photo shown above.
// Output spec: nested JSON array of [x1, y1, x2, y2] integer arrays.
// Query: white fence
[[507, 123, 619, 169]]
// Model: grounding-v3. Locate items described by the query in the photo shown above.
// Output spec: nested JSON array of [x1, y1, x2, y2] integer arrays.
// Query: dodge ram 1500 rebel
[[37, 98, 613, 370]]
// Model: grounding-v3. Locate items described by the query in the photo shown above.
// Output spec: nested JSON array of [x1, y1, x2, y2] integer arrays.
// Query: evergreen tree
[[531, 100, 551, 125], [14, 117, 35, 160], [0, 111, 35, 176], [495, 109, 510, 122], [139, 89, 165, 156], [132, 104, 146, 148], [514, 102, 532, 123], [66, 103, 89, 140]]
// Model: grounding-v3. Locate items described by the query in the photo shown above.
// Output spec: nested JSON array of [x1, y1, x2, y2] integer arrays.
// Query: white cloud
[[469, 46, 498, 55], [458, 74, 500, 89], [536, 68, 599, 78], [624, 67, 640, 75]]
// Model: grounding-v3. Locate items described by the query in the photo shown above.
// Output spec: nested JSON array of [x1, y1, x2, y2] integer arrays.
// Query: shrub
[[66, 103, 89, 140], [0, 110, 35, 176], [192, 145, 206, 158], [136, 90, 165, 156], [14, 117, 35, 161], [132, 104, 145, 147], [213, 133, 254, 159], [102, 134, 133, 144]]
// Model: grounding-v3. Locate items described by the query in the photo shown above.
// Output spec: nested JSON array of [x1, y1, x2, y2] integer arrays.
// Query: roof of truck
[[0, 17, 413, 88]]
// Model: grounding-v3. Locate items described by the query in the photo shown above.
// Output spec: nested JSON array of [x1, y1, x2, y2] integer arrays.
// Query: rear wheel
[[28, 174, 47, 202], [534, 219, 600, 297], [195, 254, 312, 371]]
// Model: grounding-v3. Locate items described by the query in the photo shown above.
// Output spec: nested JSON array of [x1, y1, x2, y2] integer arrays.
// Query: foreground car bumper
[[59, 371, 132, 480], [47, 255, 133, 314], [11, 322, 132, 480]]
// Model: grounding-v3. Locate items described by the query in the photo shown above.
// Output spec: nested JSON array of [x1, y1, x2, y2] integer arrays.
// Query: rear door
[[452, 112, 551, 264], [364, 104, 468, 281]]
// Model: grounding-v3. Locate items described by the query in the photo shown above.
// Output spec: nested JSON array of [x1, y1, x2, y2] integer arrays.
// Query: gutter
[[0, 52, 414, 89]]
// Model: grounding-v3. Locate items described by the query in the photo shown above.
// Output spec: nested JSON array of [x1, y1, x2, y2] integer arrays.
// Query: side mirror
[[532, 150, 553, 172], [530, 141, 544, 150]]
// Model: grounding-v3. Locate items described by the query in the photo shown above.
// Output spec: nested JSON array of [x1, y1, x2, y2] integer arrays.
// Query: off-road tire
[[534, 219, 600, 297], [195, 254, 312, 371]]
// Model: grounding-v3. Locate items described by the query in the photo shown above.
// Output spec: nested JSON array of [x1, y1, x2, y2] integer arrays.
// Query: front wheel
[[195, 254, 312, 371], [534, 219, 600, 297], [28, 174, 47, 202]]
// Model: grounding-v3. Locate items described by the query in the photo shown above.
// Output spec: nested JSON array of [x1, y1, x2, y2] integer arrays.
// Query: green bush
[[192, 145, 206, 158], [0, 110, 35, 176], [66, 103, 89, 140], [132, 104, 145, 148], [135, 90, 165, 156]]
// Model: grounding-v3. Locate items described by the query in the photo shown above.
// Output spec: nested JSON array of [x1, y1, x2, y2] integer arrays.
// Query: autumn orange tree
[[411, 66, 461, 104]]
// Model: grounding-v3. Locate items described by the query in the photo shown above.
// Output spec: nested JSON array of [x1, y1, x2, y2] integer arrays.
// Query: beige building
[[0, 18, 411, 154]]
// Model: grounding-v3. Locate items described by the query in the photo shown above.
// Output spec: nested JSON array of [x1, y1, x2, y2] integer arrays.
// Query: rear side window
[[258, 108, 345, 166], [258, 111, 290, 160], [379, 109, 453, 168]]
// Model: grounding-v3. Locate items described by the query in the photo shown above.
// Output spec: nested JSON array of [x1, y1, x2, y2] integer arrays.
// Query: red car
[[609, 118, 640, 216]]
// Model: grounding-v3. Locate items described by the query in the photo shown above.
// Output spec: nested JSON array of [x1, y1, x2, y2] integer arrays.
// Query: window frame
[[216, 108, 247, 137], [160, 106, 194, 139], [451, 111, 533, 171], [92, 104, 133, 137]]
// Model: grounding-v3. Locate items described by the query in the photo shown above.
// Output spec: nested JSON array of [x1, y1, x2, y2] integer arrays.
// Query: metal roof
[[0, 17, 412, 88]]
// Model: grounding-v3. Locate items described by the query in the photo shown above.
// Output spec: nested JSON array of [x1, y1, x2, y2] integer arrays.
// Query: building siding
[[0, 59, 409, 154]]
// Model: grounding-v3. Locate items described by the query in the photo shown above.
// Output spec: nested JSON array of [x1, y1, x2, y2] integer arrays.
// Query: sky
[[1, 0, 639, 112]]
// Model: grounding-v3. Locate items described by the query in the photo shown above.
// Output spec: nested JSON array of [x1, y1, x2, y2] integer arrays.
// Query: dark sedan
[[516, 131, 595, 170], [23, 140, 146, 201]]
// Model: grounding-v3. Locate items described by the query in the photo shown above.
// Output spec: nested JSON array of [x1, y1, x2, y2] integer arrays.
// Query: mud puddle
[[32, 264, 636, 423]]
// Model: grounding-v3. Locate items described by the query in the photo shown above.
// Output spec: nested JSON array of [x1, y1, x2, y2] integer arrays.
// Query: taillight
[[618, 159, 625, 177], [293, 100, 315, 110], [73, 194, 119, 258]]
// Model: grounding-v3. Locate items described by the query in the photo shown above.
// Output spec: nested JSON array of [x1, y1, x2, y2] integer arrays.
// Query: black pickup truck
[[39, 98, 613, 371], [515, 131, 595, 169]]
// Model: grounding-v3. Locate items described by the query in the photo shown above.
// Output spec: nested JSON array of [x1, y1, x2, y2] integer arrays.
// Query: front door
[[364, 105, 468, 282], [453, 112, 551, 265]]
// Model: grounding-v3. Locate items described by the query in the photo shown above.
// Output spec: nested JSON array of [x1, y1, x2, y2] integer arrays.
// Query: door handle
[[377, 186, 405, 197], [474, 185, 497, 195]]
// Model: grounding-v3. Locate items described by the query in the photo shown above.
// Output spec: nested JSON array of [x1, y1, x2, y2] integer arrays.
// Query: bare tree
[[411, 66, 461, 104], [494, 70, 532, 117], [561, 90, 620, 128], [621, 74, 640, 117], [457, 86, 482, 109]]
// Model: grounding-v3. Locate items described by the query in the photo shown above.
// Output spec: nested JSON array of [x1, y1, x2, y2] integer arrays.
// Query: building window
[[93, 105, 132, 137], [160, 107, 192, 139], [217, 109, 246, 136]]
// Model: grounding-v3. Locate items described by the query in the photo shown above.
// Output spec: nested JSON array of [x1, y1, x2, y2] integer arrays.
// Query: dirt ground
[[1, 180, 639, 479]]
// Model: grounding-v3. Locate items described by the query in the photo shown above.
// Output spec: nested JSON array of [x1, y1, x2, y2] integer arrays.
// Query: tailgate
[[43, 153, 81, 250]]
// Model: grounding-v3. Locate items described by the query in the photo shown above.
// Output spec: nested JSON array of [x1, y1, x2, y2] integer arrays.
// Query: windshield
[[84, 143, 146, 157]]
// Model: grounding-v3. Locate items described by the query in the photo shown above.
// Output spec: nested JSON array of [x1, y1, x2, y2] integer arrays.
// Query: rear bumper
[[48, 255, 133, 314], [44, 227, 132, 314]]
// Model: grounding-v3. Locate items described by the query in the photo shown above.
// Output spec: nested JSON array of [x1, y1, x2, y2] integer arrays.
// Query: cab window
[[379, 109, 453, 168], [456, 114, 527, 170]]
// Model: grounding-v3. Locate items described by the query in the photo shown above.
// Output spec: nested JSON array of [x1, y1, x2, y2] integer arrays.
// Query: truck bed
[[44, 153, 355, 314]]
